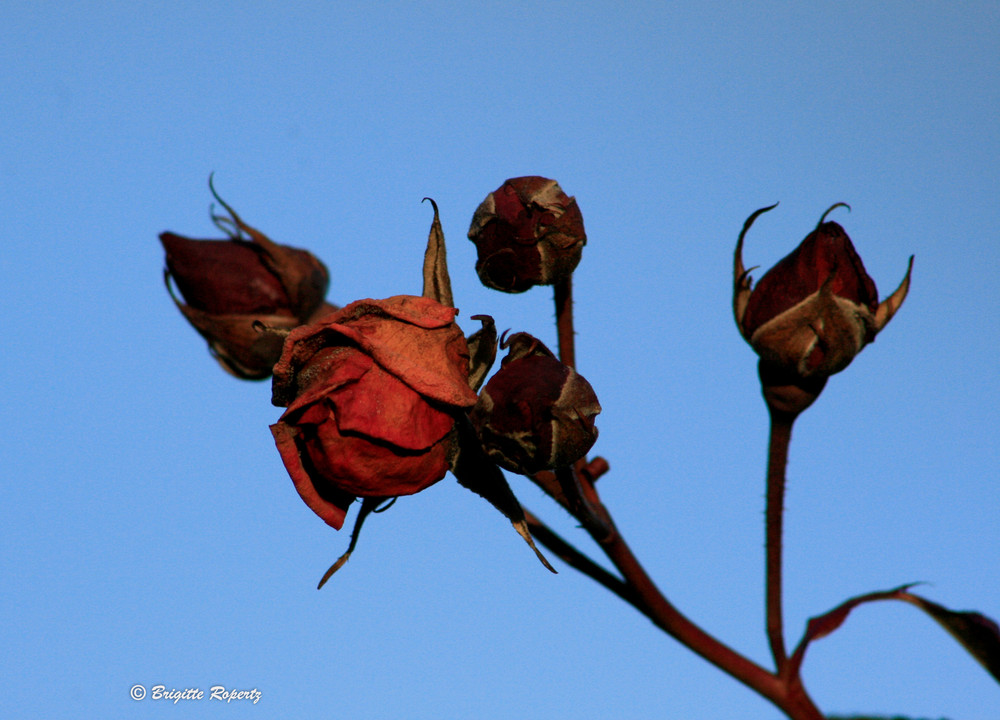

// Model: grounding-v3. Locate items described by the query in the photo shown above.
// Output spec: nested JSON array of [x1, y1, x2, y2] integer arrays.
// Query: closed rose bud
[[270, 295, 479, 530], [161, 189, 329, 380], [734, 203, 913, 414], [468, 177, 586, 293], [471, 332, 600, 475]]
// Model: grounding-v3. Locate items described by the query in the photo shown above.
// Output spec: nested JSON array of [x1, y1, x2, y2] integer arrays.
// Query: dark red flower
[[467, 176, 586, 293], [734, 203, 913, 413], [161, 190, 330, 379], [269, 295, 479, 530], [471, 333, 600, 475]]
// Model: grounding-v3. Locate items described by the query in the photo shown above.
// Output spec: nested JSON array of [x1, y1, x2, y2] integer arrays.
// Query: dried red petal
[[161, 233, 293, 316], [161, 209, 330, 380], [742, 222, 878, 340], [270, 295, 477, 529]]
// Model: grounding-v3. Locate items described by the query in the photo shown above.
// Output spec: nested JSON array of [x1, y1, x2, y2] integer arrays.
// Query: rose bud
[[269, 295, 479, 530], [467, 176, 586, 293], [471, 332, 601, 475], [161, 184, 330, 379], [733, 203, 913, 414]]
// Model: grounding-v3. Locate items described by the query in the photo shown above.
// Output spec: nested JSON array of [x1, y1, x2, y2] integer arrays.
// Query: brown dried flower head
[[162, 182, 329, 379], [471, 332, 601, 474], [270, 295, 478, 530], [468, 177, 586, 293], [733, 203, 913, 414]]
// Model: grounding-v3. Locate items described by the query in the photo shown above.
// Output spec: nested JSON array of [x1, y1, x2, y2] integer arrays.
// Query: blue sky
[[2, 1, 998, 718]]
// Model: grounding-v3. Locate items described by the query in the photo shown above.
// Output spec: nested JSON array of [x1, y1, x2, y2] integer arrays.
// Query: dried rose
[[467, 177, 586, 293], [470, 332, 601, 475], [161, 184, 330, 379], [269, 295, 479, 530], [733, 203, 913, 414]]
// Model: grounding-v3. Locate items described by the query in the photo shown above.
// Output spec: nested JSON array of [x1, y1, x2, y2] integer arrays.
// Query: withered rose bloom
[[468, 176, 586, 293], [270, 295, 479, 530], [471, 332, 601, 475], [161, 201, 329, 380], [734, 203, 912, 414]]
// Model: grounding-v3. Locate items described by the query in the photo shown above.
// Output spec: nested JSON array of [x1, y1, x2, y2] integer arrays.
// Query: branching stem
[[527, 276, 824, 719]]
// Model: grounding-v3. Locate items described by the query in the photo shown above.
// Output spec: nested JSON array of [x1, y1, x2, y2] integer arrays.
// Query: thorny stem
[[554, 275, 575, 370], [522, 508, 638, 606], [526, 466, 824, 720], [527, 282, 824, 719], [766, 410, 795, 674]]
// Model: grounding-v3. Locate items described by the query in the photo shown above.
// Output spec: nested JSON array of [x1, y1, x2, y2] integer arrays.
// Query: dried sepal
[[421, 197, 453, 307], [316, 497, 384, 589], [465, 314, 498, 392], [450, 415, 555, 573]]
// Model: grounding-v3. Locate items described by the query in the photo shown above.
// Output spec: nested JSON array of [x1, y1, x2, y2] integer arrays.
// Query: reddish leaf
[[788, 584, 918, 674], [790, 584, 1000, 687], [899, 591, 1000, 683]]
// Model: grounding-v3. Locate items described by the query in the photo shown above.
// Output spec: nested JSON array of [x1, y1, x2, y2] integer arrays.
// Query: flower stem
[[597, 523, 784, 700], [554, 275, 575, 370], [766, 410, 796, 673], [526, 482, 825, 719]]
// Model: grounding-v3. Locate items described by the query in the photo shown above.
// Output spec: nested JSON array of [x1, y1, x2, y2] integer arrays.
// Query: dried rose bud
[[161, 185, 330, 379], [468, 177, 586, 293], [734, 203, 913, 414], [270, 295, 479, 530], [471, 332, 601, 475]]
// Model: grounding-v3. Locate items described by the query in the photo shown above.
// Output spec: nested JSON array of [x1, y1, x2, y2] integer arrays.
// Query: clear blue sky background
[[3, 2, 998, 718]]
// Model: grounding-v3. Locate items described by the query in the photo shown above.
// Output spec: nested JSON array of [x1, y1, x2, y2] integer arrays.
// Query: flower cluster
[[160, 176, 601, 581], [156, 175, 1000, 720], [161, 180, 911, 583]]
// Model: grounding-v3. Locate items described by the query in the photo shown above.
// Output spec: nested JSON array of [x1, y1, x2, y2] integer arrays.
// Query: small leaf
[[422, 198, 453, 307], [899, 591, 1000, 683], [789, 584, 917, 673], [790, 584, 1000, 688], [465, 315, 497, 392], [450, 415, 556, 573]]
